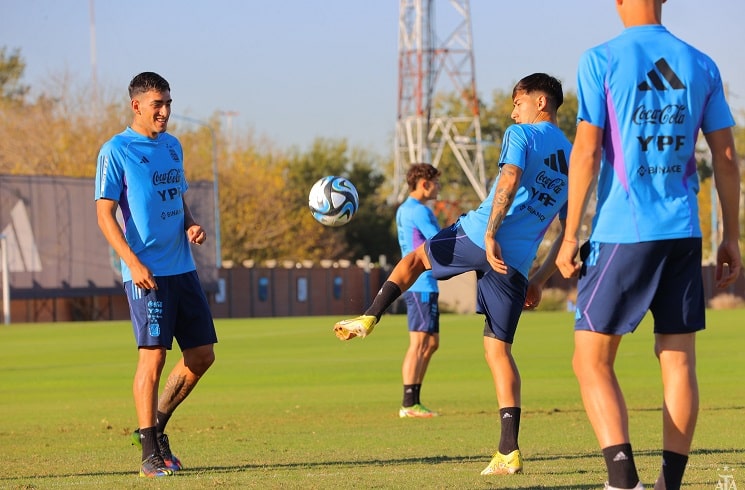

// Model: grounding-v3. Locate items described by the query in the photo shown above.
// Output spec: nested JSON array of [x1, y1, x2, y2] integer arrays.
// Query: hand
[[186, 224, 207, 245], [715, 239, 743, 288], [556, 239, 580, 279], [523, 281, 542, 310], [485, 237, 508, 274], [130, 261, 157, 290]]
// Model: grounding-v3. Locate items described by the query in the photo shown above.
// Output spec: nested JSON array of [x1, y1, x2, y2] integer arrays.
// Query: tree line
[[1, 47, 743, 267]]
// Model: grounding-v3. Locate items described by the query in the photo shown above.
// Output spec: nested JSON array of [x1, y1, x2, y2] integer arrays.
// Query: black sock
[[498, 407, 521, 455], [661, 450, 688, 490], [364, 281, 402, 321], [602, 443, 640, 489], [139, 426, 159, 460], [155, 410, 171, 434], [413, 384, 421, 405], [403, 384, 417, 407]]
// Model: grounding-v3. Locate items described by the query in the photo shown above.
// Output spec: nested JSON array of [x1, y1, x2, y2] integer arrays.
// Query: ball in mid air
[[308, 176, 359, 227]]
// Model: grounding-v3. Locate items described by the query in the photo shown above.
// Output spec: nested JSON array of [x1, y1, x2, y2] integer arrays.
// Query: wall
[[4, 264, 743, 323], [210, 265, 388, 318]]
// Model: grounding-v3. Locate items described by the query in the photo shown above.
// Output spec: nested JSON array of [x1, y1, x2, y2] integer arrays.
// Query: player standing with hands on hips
[[555, 1, 741, 489], [396, 163, 442, 418], [335, 73, 572, 476], [95, 72, 218, 478]]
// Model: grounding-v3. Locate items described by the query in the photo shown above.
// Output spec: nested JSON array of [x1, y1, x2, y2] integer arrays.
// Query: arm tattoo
[[487, 205, 507, 236], [487, 166, 518, 236]]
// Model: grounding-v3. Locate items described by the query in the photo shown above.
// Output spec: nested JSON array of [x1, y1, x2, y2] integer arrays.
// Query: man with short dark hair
[[335, 73, 572, 477], [95, 71, 218, 478], [396, 163, 442, 418]]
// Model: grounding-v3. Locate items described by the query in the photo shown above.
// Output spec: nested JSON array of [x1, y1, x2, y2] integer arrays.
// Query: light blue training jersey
[[459, 122, 572, 278], [95, 127, 195, 282], [396, 196, 440, 292], [576, 24, 735, 243]]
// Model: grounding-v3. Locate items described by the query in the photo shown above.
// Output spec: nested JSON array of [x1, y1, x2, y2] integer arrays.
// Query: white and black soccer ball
[[308, 176, 359, 227]]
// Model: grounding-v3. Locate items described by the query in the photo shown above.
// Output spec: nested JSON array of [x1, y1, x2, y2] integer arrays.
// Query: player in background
[[555, 1, 742, 489], [396, 163, 442, 418], [95, 72, 218, 478], [334, 73, 572, 476]]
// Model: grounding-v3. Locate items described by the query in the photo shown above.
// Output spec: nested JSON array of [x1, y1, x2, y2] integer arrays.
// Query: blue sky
[[2, 1, 743, 155]]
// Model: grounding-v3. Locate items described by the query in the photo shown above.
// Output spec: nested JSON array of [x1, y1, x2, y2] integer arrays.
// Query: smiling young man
[[95, 72, 218, 478], [334, 73, 572, 477]]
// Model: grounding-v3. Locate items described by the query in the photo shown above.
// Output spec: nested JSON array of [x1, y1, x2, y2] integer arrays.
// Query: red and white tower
[[394, 0, 486, 201]]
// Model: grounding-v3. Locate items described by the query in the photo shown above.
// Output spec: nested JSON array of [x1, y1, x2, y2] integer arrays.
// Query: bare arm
[[555, 121, 602, 278], [96, 198, 156, 289], [183, 198, 206, 245], [524, 219, 566, 309], [705, 127, 742, 288], [485, 163, 522, 274]]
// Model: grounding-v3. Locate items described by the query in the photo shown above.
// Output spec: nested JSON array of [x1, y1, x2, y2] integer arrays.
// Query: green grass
[[0, 310, 743, 489]]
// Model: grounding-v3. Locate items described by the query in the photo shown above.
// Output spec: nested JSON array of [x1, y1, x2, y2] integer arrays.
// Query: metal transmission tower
[[394, 0, 486, 202]]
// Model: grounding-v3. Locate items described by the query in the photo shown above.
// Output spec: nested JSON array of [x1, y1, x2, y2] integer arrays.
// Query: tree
[[340, 149, 398, 261], [218, 147, 300, 263], [285, 138, 398, 263], [0, 71, 126, 177], [0, 47, 29, 104], [215, 137, 398, 265]]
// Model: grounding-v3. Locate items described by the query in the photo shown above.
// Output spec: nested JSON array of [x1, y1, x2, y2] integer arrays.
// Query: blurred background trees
[[1, 46, 743, 266]]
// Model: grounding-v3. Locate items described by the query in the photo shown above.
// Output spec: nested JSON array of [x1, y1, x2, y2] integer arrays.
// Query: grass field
[[0, 310, 743, 489]]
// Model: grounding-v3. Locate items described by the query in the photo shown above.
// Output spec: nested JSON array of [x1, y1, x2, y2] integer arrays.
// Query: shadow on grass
[[530, 446, 740, 462], [183, 454, 608, 490], [509, 405, 745, 416], [3, 447, 740, 488]]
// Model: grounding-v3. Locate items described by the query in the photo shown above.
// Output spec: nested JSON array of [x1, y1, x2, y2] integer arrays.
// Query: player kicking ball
[[335, 73, 573, 476]]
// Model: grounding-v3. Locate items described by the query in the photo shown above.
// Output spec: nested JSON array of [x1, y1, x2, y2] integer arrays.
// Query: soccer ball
[[308, 176, 359, 227]]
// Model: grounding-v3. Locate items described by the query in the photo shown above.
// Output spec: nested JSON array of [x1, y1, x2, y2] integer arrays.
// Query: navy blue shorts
[[125, 271, 218, 350], [403, 291, 440, 333], [575, 238, 705, 335], [427, 223, 528, 343]]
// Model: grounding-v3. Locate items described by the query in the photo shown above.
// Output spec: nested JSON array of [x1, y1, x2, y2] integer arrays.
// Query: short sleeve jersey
[[396, 196, 440, 292], [95, 127, 195, 282], [459, 122, 572, 278], [576, 25, 735, 243]]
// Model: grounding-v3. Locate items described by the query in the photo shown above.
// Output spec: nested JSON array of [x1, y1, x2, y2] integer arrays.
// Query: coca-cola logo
[[632, 104, 686, 125], [535, 170, 565, 195], [152, 169, 182, 186]]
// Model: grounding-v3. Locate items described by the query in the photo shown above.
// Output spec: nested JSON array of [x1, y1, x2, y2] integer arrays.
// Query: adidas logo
[[638, 58, 686, 91], [543, 149, 568, 175], [140, 156, 150, 164], [612, 451, 629, 462], [502, 412, 513, 419]]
